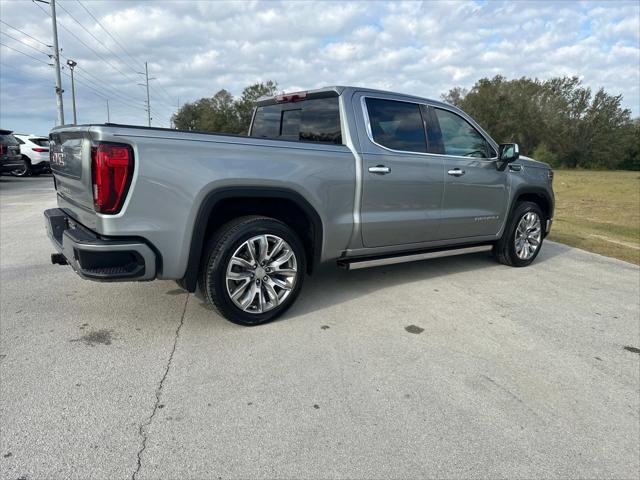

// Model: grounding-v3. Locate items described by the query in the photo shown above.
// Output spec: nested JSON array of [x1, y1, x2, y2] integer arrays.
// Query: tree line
[[172, 80, 278, 135], [443, 76, 638, 170], [172, 75, 639, 170]]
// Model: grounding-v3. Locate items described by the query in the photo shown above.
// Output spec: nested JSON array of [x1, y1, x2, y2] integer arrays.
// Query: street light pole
[[106, 99, 110, 123], [50, 0, 64, 125], [67, 59, 77, 125]]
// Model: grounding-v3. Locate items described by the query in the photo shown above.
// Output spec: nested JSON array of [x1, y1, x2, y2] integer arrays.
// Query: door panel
[[356, 95, 444, 248], [361, 152, 443, 247], [429, 106, 508, 239], [440, 158, 508, 238]]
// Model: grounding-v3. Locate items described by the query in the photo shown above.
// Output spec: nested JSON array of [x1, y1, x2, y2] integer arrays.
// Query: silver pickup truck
[[45, 86, 554, 325]]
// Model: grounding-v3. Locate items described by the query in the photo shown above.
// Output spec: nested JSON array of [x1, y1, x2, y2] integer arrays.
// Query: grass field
[[548, 170, 640, 265]]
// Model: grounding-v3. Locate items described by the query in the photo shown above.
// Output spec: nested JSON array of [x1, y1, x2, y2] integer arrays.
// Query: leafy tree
[[172, 81, 278, 135], [531, 142, 558, 167], [442, 75, 638, 170], [235, 80, 278, 134]]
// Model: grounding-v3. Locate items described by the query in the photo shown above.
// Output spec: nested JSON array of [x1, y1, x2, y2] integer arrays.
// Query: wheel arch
[[180, 187, 323, 292], [509, 186, 554, 235]]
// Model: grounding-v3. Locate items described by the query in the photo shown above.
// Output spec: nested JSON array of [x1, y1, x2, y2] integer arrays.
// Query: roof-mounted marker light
[[275, 91, 308, 103]]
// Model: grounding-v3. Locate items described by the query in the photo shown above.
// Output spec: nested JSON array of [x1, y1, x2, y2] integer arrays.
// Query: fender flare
[[507, 185, 555, 232], [180, 186, 324, 292]]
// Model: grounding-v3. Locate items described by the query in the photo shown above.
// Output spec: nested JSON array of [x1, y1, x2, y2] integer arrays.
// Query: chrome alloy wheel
[[514, 212, 542, 260], [225, 234, 298, 314]]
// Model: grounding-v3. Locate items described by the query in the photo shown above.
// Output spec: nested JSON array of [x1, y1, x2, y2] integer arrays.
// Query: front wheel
[[494, 201, 545, 267], [199, 216, 306, 326]]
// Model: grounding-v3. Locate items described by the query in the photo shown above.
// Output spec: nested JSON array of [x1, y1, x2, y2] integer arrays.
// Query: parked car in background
[[13, 134, 50, 176], [0, 129, 23, 175]]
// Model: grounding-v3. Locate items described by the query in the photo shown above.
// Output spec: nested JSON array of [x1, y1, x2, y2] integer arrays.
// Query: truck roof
[[256, 85, 452, 109]]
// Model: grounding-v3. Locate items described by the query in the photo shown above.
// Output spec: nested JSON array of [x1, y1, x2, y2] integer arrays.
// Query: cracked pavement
[[1, 176, 639, 479]]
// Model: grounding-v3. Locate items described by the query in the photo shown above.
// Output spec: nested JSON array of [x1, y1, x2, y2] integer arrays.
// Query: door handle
[[368, 165, 391, 175], [447, 168, 465, 176]]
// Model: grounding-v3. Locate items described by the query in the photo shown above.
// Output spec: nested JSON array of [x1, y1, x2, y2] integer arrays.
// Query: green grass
[[548, 170, 640, 265]]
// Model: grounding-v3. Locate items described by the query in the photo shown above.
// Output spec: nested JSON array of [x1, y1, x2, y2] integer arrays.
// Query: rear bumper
[[44, 208, 156, 281]]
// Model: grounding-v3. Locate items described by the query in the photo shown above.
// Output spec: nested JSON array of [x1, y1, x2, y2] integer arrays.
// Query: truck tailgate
[[50, 127, 98, 228]]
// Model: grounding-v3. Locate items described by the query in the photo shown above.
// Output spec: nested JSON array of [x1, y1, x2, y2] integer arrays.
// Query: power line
[[1, 57, 147, 122], [33, 0, 178, 116], [0, 41, 52, 66], [72, 67, 147, 109], [0, 30, 51, 57], [56, 1, 178, 110], [74, 0, 142, 71], [0, 19, 51, 48], [56, 1, 141, 74], [73, 0, 177, 106], [26, 0, 176, 125], [34, 2, 159, 113], [62, 70, 147, 117], [32, 0, 142, 87]]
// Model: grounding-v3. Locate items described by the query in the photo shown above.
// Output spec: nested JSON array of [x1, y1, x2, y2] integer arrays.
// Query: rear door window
[[251, 96, 342, 145], [365, 98, 427, 153]]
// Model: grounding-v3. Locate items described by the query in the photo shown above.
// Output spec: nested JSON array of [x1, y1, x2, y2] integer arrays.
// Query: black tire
[[199, 215, 306, 326], [494, 201, 545, 267], [11, 157, 31, 177]]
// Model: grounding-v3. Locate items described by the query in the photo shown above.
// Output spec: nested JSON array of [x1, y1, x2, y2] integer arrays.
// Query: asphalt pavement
[[1, 175, 639, 480]]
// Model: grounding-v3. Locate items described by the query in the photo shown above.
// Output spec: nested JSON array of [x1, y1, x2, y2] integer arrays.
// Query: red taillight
[[32, 148, 48, 152], [0, 144, 4, 155], [91, 143, 133, 214], [275, 91, 307, 103]]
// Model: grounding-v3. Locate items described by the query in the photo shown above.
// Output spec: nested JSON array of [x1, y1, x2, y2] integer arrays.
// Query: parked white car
[[13, 134, 50, 176]]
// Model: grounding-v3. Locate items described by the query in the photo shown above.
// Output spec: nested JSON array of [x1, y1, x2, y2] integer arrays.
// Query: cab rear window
[[251, 97, 342, 145]]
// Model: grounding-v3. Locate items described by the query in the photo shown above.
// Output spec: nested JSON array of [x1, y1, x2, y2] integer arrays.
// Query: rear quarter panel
[[86, 126, 356, 279]]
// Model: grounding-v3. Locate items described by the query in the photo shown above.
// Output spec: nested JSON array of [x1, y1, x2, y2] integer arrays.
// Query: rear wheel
[[11, 156, 31, 177], [494, 201, 544, 267], [199, 216, 306, 325]]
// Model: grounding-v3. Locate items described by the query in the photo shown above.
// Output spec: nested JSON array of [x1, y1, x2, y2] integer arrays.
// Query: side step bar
[[338, 244, 493, 271]]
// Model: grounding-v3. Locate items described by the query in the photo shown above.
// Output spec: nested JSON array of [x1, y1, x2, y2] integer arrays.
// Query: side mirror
[[498, 143, 520, 163]]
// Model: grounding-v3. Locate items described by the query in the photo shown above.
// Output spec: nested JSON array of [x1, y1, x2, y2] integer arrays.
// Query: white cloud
[[0, 0, 638, 135]]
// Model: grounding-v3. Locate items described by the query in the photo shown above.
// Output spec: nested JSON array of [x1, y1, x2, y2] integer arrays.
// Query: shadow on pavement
[[284, 241, 568, 320]]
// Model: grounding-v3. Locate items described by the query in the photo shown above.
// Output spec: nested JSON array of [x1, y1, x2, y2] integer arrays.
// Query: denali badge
[[474, 215, 499, 222]]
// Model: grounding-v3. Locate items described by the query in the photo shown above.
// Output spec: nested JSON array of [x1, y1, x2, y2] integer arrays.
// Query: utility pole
[[106, 99, 110, 123], [138, 62, 154, 127], [144, 62, 151, 126], [66, 59, 77, 124], [50, 0, 64, 125]]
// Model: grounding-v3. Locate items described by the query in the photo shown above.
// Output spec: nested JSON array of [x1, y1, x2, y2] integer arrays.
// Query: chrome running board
[[338, 245, 492, 270]]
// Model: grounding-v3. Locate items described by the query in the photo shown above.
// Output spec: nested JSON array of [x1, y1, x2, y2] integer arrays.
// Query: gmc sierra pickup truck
[[45, 86, 554, 325]]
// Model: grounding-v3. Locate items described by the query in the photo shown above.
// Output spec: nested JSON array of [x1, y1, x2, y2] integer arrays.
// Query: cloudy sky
[[0, 0, 638, 135]]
